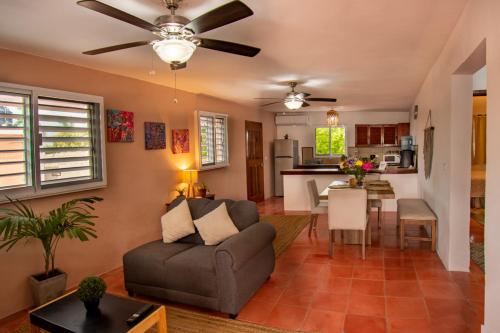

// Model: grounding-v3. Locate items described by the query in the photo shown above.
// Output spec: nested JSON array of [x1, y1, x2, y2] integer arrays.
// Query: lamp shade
[[153, 39, 196, 64], [182, 169, 199, 184], [327, 109, 339, 126]]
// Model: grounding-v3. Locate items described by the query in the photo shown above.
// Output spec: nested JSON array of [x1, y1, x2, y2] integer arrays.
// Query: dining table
[[319, 179, 396, 245]]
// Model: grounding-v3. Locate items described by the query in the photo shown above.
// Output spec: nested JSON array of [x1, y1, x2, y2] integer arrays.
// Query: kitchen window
[[0, 82, 106, 202], [196, 111, 229, 170], [314, 126, 346, 157]]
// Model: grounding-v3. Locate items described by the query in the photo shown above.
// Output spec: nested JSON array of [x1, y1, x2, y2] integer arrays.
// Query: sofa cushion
[[161, 199, 195, 243], [168, 196, 259, 245], [123, 240, 195, 288], [193, 202, 239, 246], [163, 245, 218, 298]]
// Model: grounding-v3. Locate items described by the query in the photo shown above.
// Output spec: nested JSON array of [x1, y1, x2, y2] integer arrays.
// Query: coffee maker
[[400, 136, 414, 168]]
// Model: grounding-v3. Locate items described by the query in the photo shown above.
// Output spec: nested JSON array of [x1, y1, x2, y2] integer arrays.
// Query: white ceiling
[[0, 0, 468, 112]]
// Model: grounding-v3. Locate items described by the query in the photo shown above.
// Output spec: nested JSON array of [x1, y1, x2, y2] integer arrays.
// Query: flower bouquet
[[339, 157, 374, 186]]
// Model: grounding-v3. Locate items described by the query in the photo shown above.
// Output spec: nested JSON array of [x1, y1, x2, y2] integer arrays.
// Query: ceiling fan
[[257, 82, 337, 110], [77, 0, 260, 70]]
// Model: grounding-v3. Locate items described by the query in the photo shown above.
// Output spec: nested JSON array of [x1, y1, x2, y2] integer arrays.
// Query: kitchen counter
[[281, 167, 417, 175]]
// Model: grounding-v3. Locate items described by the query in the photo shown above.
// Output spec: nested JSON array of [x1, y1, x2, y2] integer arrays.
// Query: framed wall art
[[144, 122, 166, 150], [107, 109, 134, 142], [172, 129, 189, 154]]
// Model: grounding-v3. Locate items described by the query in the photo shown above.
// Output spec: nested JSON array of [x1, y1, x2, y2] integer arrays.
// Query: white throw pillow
[[193, 203, 239, 246], [161, 199, 195, 243]]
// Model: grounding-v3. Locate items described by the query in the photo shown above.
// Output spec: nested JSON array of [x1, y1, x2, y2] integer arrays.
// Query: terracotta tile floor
[[0, 197, 485, 333]]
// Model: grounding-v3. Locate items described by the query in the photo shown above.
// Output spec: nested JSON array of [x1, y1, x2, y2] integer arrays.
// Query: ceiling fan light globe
[[284, 99, 303, 110], [153, 38, 196, 64]]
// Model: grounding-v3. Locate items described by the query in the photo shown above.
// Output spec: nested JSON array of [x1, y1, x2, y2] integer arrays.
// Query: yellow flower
[[355, 160, 363, 167]]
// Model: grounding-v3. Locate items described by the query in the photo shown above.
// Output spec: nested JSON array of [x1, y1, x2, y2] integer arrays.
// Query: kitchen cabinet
[[355, 123, 410, 147]]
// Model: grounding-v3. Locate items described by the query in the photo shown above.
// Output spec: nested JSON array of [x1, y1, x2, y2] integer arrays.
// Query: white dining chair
[[364, 173, 383, 229], [328, 188, 370, 259], [306, 179, 328, 237]]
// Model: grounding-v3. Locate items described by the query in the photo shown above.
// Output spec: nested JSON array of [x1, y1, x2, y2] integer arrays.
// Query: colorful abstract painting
[[144, 122, 166, 150], [107, 110, 134, 142], [172, 129, 189, 154]]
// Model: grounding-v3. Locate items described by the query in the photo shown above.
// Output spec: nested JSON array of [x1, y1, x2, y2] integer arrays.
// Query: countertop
[[281, 167, 418, 175]]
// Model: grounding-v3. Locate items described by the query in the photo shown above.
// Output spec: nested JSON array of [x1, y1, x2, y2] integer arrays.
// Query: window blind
[[214, 116, 226, 163], [38, 97, 95, 186], [200, 115, 215, 166], [0, 92, 30, 190]]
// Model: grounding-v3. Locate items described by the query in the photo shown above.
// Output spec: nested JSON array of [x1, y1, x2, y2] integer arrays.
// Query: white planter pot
[[28, 269, 67, 306]]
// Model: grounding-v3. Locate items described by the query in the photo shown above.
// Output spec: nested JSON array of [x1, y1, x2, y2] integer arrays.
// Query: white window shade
[[38, 97, 99, 187], [197, 111, 228, 170], [0, 91, 31, 190]]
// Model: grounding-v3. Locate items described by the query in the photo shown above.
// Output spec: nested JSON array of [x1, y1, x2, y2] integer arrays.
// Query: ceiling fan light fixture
[[152, 38, 196, 64], [284, 96, 303, 110], [327, 109, 340, 126]]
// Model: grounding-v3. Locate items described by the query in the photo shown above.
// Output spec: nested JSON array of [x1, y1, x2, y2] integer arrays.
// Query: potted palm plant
[[0, 196, 102, 305]]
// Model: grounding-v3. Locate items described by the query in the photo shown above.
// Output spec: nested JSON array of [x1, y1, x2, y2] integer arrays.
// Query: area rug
[[471, 242, 485, 272], [260, 215, 312, 257], [13, 306, 298, 333], [471, 208, 485, 226]]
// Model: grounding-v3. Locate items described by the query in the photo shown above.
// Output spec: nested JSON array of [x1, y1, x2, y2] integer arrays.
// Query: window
[[314, 127, 346, 157], [196, 111, 228, 170], [0, 82, 106, 201]]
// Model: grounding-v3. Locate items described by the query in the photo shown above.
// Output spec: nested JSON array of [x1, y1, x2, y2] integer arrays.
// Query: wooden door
[[383, 125, 398, 146], [369, 126, 383, 146], [355, 125, 369, 146], [245, 121, 264, 202]]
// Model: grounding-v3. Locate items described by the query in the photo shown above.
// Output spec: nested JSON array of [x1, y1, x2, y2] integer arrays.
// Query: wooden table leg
[[30, 323, 41, 333], [431, 220, 437, 252], [157, 306, 167, 333], [400, 221, 405, 250]]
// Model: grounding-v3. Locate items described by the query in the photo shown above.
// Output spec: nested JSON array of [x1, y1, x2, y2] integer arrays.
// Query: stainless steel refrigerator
[[274, 139, 298, 196]]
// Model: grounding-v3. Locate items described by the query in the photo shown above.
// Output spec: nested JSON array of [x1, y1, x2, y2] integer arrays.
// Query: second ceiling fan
[[257, 82, 337, 110], [77, 0, 260, 70]]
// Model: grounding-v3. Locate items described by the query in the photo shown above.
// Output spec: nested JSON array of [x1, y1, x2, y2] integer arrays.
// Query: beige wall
[[0, 49, 275, 319], [410, 0, 500, 331]]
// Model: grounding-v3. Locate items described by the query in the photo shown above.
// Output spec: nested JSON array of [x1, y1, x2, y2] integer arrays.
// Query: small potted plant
[[0, 196, 102, 306], [175, 183, 188, 197], [197, 182, 209, 198], [76, 276, 107, 313]]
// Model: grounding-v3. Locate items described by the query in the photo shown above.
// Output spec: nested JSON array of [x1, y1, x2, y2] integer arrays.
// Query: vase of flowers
[[340, 157, 374, 186]]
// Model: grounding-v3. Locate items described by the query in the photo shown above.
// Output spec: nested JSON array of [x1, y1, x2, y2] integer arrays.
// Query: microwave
[[383, 154, 400, 165]]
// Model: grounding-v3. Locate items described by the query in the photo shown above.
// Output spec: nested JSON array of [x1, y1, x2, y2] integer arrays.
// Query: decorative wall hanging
[[144, 122, 166, 150], [107, 110, 134, 142], [171, 129, 189, 154], [424, 110, 435, 179]]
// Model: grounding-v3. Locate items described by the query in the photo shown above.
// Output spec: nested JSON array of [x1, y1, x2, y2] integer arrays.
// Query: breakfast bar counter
[[281, 167, 419, 212]]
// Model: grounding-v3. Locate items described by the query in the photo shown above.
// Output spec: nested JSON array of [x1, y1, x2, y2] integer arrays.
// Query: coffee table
[[29, 292, 167, 333]]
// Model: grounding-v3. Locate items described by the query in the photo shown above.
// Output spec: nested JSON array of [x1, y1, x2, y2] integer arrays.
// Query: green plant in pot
[[197, 182, 209, 198], [0, 196, 102, 306], [76, 276, 107, 313]]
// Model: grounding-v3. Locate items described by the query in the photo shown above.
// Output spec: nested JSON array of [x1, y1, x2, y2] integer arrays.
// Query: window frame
[[314, 126, 347, 158], [0, 82, 107, 203], [195, 110, 229, 171]]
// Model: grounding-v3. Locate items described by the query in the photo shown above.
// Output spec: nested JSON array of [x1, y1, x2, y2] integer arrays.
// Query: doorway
[[245, 121, 264, 202], [470, 73, 487, 271]]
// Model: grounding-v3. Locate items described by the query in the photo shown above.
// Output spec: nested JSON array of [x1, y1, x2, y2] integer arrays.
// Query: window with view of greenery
[[315, 127, 346, 157]]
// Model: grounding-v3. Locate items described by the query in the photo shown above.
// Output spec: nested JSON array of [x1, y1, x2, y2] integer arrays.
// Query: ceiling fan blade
[[254, 98, 281, 100], [170, 62, 187, 70], [302, 102, 311, 107], [305, 97, 338, 102], [184, 0, 253, 34], [77, 0, 160, 32], [260, 101, 283, 107], [199, 38, 260, 57], [83, 41, 151, 55], [297, 92, 311, 98]]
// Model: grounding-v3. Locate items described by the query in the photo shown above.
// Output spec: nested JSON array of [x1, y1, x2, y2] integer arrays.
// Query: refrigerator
[[274, 139, 298, 196]]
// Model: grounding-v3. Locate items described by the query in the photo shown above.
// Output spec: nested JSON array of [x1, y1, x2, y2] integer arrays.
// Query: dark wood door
[[383, 125, 398, 146], [355, 125, 369, 146], [245, 121, 264, 202], [369, 126, 383, 145]]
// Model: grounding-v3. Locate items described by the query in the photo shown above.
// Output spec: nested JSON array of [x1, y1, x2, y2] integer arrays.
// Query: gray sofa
[[123, 197, 276, 317]]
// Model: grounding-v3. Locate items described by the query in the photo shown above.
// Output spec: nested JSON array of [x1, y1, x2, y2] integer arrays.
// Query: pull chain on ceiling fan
[[77, 0, 261, 70]]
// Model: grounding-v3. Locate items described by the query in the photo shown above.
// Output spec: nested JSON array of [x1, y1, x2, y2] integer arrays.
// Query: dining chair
[[306, 179, 328, 237], [328, 188, 370, 259], [364, 173, 383, 229]]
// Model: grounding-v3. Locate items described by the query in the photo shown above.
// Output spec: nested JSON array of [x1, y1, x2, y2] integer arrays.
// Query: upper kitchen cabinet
[[355, 123, 410, 147]]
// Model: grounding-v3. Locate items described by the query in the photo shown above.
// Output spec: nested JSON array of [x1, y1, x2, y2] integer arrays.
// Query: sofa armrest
[[215, 222, 276, 271]]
